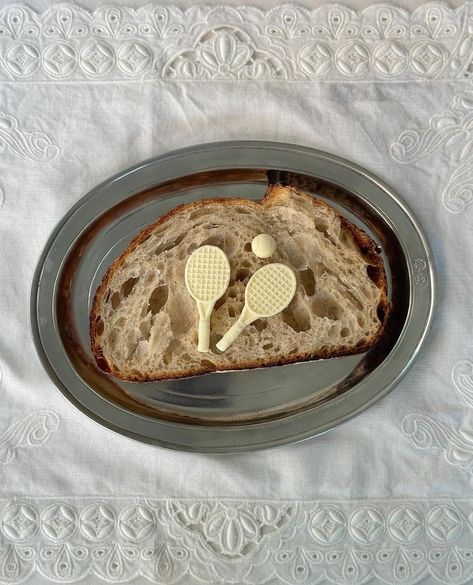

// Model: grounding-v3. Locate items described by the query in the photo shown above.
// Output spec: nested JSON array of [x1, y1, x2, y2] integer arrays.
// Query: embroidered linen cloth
[[1, 1, 473, 584]]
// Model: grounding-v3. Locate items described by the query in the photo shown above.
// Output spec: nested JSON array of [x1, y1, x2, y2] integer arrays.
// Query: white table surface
[[0, 1, 472, 583]]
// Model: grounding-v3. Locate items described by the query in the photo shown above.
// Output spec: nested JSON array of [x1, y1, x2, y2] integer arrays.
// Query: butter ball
[[251, 234, 276, 259]]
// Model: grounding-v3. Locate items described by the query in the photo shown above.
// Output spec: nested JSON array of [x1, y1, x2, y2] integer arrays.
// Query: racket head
[[245, 263, 297, 317], [185, 245, 231, 302]]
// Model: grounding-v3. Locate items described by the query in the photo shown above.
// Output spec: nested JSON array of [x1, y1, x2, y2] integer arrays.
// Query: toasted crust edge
[[90, 186, 390, 381]]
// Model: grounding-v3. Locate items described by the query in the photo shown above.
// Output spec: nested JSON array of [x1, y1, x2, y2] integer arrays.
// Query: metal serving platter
[[31, 141, 435, 452]]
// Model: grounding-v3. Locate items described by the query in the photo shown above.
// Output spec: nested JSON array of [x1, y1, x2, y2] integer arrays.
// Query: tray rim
[[31, 140, 436, 452]]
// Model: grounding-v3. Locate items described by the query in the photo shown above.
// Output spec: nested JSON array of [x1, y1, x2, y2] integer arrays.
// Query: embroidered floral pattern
[[0, 498, 473, 584], [0, 410, 60, 465], [79, 504, 116, 542], [0, 3, 467, 81], [391, 90, 473, 214], [166, 500, 292, 558], [403, 360, 473, 474], [0, 112, 59, 162], [163, 28, 286, 80]]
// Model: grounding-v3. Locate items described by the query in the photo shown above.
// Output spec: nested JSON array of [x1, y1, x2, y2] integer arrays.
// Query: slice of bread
[[90, 185, 389, 381]]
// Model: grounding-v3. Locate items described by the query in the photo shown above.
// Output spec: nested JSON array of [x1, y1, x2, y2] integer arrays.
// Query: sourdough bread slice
[[90, 185, 389, 381]]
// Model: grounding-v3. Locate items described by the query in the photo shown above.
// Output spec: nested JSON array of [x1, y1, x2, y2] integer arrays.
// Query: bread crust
[[90, 186, 390, 381]]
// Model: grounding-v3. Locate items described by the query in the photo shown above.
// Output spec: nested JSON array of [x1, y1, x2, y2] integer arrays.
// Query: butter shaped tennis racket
[[185, 245, 231, 352], [216, 263, 296, 352]]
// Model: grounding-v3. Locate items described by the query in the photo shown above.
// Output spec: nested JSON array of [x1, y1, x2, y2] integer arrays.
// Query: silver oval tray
[[31, 141, 435, 452]]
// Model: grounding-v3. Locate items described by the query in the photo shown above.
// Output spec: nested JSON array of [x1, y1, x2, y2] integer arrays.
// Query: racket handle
[[216, 317, 248, 352], [197, 317, 210, 353]]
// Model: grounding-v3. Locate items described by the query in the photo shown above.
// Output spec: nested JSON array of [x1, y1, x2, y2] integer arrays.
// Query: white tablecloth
[[1, 2, 473, 583]]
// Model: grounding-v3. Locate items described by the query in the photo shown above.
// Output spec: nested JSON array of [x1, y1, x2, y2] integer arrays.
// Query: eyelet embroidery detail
[[403, 360, 473, 474], [2, 505, 38, 542], [0, 410, 60, 466], [41, 505, 77, 541], [79, 504, 116, 542], [163, 27, 287, 80], [1, 498, 473, 583], [391, 90, 473, 214], [119, 505, 155, 542], [0, 3, 467, 81]]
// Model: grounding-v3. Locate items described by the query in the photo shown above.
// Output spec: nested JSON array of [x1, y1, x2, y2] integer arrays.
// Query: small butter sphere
[[251, 234, 276, 258]]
